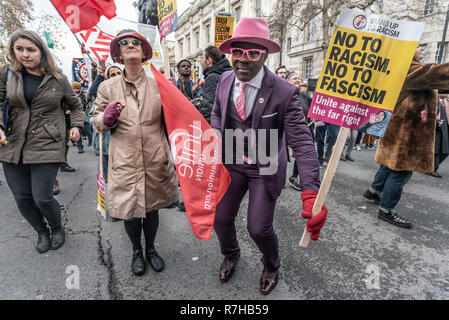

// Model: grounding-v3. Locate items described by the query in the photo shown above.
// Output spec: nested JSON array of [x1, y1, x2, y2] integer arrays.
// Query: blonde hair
[[72, 82, 81, 89], [6, 30, 62, 78]]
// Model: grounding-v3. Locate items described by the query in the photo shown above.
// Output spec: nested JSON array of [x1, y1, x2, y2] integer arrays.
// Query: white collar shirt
[[233, 67, 265, 117]]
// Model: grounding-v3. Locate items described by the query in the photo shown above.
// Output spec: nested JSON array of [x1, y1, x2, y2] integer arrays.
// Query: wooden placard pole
[[99, 133, 103, 178], [299, 126, 350, 247], [162, 38, 170, 80], [97, 132, 107, 220]]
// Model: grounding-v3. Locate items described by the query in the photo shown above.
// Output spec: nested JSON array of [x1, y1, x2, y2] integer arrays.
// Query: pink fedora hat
[[110, 29, 153, 63], [219, 17, 280, 54]]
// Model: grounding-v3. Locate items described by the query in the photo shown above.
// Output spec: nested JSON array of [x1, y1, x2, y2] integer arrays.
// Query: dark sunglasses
[[230, 47, 267, 62], [109, 70, 122, 78], [119, 39, 142, 47]]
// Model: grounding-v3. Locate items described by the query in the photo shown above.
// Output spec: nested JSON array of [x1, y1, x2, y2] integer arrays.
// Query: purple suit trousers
[[213, 164, 280, 271]]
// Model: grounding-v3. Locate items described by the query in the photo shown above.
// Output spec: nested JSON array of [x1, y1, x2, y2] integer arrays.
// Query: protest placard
[[214, 13, 235, 48], [158, 0, 178, 40], [139, 23, 164, 71], [97, 174, 106, 220], [72, 58, 89, 89], [308, 8, 424, 133], [300, 8, 424, 247]]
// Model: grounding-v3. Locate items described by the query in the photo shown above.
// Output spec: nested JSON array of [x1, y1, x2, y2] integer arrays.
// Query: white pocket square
[[262, 112, 278, 119]]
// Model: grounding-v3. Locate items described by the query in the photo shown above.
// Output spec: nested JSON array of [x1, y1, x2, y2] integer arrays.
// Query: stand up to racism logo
[[353, 15, 367, 29]]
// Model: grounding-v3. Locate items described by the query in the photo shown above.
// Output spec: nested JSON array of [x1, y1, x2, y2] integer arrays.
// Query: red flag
[[151, 65, 231, 240], [50, 0, 117, 33]]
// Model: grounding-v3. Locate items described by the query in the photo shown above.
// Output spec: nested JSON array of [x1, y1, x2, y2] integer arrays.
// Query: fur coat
[[375, 61, 449, 173]]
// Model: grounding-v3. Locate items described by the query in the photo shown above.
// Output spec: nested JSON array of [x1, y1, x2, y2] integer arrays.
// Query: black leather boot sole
[[146, 249, 165, 272], [132, 250, 146, 276], [429, 172, 442, 178], [36, 232, 51, 254], [51, 228, 65, 250], [364, 190, 381, 204], [178, 201, 186, 212], [378, 210, 412, 229]]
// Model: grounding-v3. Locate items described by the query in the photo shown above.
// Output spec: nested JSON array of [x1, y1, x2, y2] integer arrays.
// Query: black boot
[[378, 209, 412, 229], [60, 163, 76, 172], [364, 189, 381, 204], [146, 248, 165, 272], [36, 230, 51, 254], [132, 249, 146, 276], [178, 201, 186, 212], [345, 154, 355, 162], [51, 227, 65, 250]]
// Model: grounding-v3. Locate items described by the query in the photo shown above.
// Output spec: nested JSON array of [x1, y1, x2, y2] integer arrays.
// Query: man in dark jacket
[[275, 65, 288, 79], [176, 59, 202, 100], [72, 81, 91, 153], [199, 46, 232, 123]]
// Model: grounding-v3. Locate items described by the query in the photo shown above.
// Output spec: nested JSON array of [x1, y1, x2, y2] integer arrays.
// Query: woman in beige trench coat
[[93, 29, 178, 276]]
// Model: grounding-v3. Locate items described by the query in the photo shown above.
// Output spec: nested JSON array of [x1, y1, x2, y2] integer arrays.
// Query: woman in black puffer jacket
[[198, 46, 232, 123]]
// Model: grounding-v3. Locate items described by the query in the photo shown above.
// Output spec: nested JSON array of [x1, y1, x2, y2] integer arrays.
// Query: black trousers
[[435, 130, 449, 171], [355, 130, 364, 145], [435, 153, 448, 171], [2, 162, 61, 234]]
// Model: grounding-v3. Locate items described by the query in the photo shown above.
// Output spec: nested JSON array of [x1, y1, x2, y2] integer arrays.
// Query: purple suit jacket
[[211, 66, 320, 199]]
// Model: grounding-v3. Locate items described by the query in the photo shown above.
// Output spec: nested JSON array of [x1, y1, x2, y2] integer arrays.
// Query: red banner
[[50, 0, 117, 33], [151, 65, 231, 240]]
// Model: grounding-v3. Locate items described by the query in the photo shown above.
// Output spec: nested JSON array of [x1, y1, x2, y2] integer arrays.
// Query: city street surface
[[0, 142, 448, 300]]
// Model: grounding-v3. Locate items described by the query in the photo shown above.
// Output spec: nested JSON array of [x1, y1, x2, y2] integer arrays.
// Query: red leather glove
[[102, 101, 124, 127], [301, 190, 328, 241]]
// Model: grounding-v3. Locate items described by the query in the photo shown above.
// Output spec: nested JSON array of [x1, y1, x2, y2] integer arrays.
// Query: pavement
[[0, 142, 448, 300]]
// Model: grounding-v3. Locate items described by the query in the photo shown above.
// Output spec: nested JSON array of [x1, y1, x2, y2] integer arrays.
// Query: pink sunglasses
[[230, 47, 267, 62]]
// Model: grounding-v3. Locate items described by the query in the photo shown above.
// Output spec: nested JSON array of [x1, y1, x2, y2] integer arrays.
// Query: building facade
[[418, 0, 449, 64], [283, 0, 449, 85], [175, 0, 449, 84]]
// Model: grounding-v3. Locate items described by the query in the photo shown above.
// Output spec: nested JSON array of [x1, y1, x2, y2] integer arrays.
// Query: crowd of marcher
[[1, 16, 449, 296]]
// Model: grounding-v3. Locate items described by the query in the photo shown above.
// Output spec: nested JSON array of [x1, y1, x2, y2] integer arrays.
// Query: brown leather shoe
[[219, 251, 240, 282], [260, 268, 278, 295]]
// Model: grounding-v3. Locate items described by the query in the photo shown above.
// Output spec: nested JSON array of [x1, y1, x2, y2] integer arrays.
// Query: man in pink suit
[[211, 17, 328, 295]]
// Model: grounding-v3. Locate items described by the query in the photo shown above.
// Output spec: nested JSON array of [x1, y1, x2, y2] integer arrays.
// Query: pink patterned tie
[[236, 82, 247, 121]]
